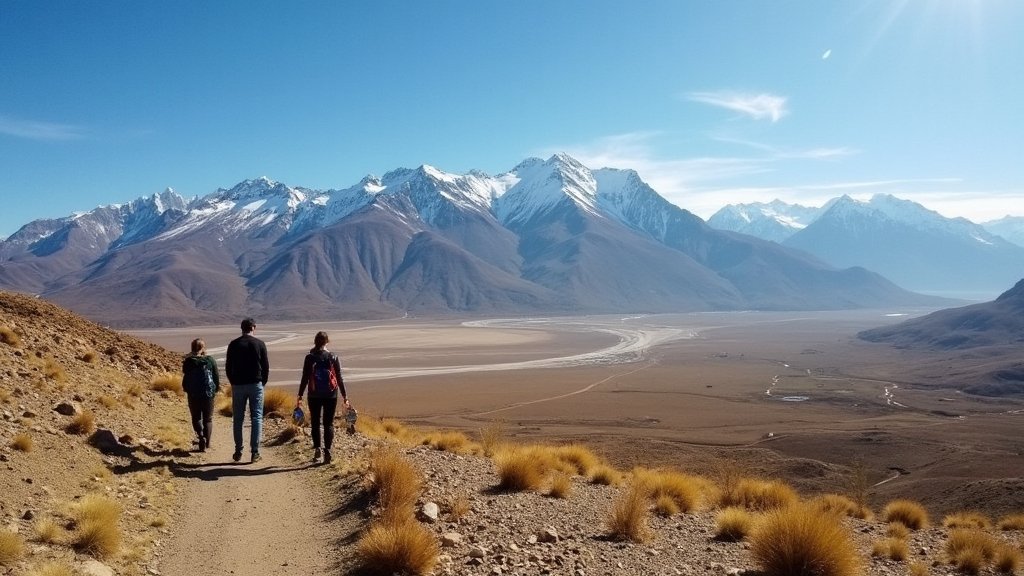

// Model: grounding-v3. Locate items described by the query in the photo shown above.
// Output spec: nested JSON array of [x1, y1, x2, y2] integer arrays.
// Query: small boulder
[[441, 532, 462, 548], [79, 559, 115, 576], [419, 502, 440, 523], [53, 401, 81, 416], [537, 527, 559, 543], [469, 546, 487, 559]]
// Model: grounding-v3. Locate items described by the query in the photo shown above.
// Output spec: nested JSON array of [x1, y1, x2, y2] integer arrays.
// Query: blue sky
[[2, 0, 1022, 236]]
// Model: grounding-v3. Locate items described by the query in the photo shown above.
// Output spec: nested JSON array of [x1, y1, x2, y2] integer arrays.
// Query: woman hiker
[[296, 331, 349, 464], [181, 338, 220, 452]]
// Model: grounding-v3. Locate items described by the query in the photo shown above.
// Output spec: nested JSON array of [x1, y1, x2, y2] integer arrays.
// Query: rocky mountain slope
[[707, 199, 820, 243], [0, 156, 938, 327]]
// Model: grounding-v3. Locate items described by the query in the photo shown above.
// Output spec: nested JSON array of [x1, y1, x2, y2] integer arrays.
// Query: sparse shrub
[[154, 423, 189, 449], [43, 357, 66, 381], [34, 519, 61, 543], [654, 494, 679, 517], [368, 447, 422, 522], [715, 506, 754, 541], [495, 446, 553, 492], [886, 522, 911, 539], [871, 537, 909, 561], [997, 513, 1024, 530], [748, 502, 861, 576], [846, 458, 871, 510], [27, 562, 76, 576], [721, 478, 799, 511], [590, 465, 622, 486], [882, 499, 929, 530], [943, 511, 992, 530], [478, 420, 505, 457], [126, 381, 143, 397], [357, 518, 439, 576], [216, 394, 232, 417], [908, 560, 930, 576], [553, 444, 601, 476], [953, 549, 986, 575], [606, 484, 651, 543], [0, 388, 9, 403], [445, 494, 471, 522], [149, 373, 182, 395], [148, 515, 168, 528], [945, 528, 997, 574], [276, 423, 301, 443], [995, 543, 1023, 573], [422, 430, 474, 454], [71, 494, 122, 558], [810, 493, 873, 520], [67, 410, 96, 435], [548, 471, 572, 499], [98, 395, 117, 409], [634, 468, 705, 513], [0, 325, 20, 347], [262, 388, 291, 417], [0, 530, 25, 565], [10, 432, 32, 452], [82, 350, 98, 363]]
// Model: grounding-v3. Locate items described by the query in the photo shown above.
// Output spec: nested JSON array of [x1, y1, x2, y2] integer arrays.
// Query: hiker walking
[[296, 331, 348, 464], [225, 317, 270, 463], [181, 338, 220, 452]]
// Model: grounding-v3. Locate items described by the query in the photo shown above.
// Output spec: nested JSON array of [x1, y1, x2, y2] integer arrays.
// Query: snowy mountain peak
[[493, 154, 600, 226], [708, 198, 820, 242]]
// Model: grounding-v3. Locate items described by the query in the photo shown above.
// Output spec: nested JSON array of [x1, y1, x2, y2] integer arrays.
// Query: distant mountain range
[[982, 215, 1024, 248], [859, 278, 1024, 396], [0, 155, 940, 327], [709, 195, 1024, 299]]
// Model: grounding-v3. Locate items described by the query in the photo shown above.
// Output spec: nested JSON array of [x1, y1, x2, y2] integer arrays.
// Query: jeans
[[232, 383, 264, 454], [308, 396, 338, 451], [187, 394, 214, 445]]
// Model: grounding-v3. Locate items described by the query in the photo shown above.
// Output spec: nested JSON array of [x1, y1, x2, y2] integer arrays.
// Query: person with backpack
[[296, 331, 348, 464], [181, 338, 220, 452]]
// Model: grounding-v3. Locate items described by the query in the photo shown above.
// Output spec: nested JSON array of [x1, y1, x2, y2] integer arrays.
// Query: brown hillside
[[0, 290, 189, 575]]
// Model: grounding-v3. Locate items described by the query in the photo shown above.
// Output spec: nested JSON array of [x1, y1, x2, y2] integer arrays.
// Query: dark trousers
[[308, 396, 338, 450], [187, 394, 214, 444]]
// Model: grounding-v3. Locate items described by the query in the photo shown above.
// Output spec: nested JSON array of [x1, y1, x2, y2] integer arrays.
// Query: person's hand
[[343, 398, 351, 407]]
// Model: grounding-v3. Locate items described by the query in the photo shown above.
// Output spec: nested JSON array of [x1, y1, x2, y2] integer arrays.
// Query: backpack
[[309, 353, 338, 393], [184, 357, 216, 397]]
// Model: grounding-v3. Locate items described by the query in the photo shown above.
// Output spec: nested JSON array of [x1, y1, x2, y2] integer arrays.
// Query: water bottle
[[345, 405, 358, 434]]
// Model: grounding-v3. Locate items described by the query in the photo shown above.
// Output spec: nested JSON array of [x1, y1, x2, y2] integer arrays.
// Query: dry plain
[[131, 309, 1024, 516]]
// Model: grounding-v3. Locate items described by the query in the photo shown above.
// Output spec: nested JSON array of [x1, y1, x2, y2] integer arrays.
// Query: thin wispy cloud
[[0, 114, 86, 141], [711, 135, 857, 160], [687, 91, 789, 122]]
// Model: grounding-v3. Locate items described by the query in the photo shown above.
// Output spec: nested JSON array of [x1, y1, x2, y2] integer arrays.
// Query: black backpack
[[309, 353, 339, 393], [184, 357, 216, 397]]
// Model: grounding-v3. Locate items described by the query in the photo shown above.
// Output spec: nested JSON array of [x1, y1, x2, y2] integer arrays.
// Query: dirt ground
[[131, 310, 1024, 518]]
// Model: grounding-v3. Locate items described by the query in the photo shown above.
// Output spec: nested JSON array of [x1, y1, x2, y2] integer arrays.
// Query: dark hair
[[313, 331, 329, 350], [241, 317, 256, 333], [190, 338, 205, 355]]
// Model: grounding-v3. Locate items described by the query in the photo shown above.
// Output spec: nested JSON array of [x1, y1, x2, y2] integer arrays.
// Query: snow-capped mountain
[[0, 155, 939, 326], [707, 200, 820, 243], [983, 216, 1024, 248], [782, 195, 1024, 299]]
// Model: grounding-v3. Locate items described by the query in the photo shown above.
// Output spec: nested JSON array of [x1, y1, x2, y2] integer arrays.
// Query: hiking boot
[[197, 438, 206, 452], [251, 452, 262, 463], [323, 449, 332, 465], [232, 450, 242, 462], [313, 448, 322, 462]]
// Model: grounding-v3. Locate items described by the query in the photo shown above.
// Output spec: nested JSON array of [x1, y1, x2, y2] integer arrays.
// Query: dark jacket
[[298, 348, 346, 399], [225, 333, 269, 386], [181, 354, 220, 398]]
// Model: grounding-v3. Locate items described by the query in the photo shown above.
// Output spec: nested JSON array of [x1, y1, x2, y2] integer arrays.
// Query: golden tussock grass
[[654, 494, 680, 517], [748, 503, 861, 576], [33, 519, 62, 543], [357, 518, 439, 576], [358, 416, 419, 444], [126, 381, 143, 397], [81, 350, 98, 363], [606, 484, 651, 543], [997, 513, 1024, 531], [66, 410, 96, 435], [995, 543, 1023, 573], [445, 493, 471, 522], [154, 423, 190, 449], [945, 528, 997, 574], [262, 387, 292, 417], [0, 530, 25, 565], [590, 465, 623, 486], [42, 357, 66, 382], [882, 499, 929, 530], [71, 494, 122, 558], [148, 515, 168, 528], [421, 430, 475, 454], [871, 537, 909, 561], [809, 493, 873, 520], [0, 325, 20, 347], [552, 443, 601, 476], [10, 432, 32, 452], [27, 562, 76, 576], [149, 373, 182, 396], [548, 471, 572, 499], [494, 445, 557, 492], [886, 521, 911, 539], [633, 468, 708, 514], [721, 478, 799, 511], [368, 447, 423, 521], [478, 420, 506, 457], [908, 561, 930, 576], [98, 395, 117, 409], [943, 511, 992, 530], [715, 506, 755, 541]]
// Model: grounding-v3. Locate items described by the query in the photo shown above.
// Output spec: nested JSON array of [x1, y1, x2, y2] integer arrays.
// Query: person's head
[[190, 338, 205, 355], [313, 331, 329, 349], [241, 317, 256, 334]]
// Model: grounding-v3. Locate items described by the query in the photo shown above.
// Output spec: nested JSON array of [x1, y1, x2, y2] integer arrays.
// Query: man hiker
[[225, 317, 270, 463]]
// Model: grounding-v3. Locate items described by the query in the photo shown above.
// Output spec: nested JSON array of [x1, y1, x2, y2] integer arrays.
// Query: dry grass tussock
[[635, 467, 714, 514], [445, 493, 471, 523], [720, 477, 799, 511], [71, 494, 122, 558], [882, 499, 929, 530], [262, 387, 292, 417], [548, 471, 572, 499], [368, 446, 423, 521], [42, 357, 65, 382], [478, 420, 506, 457], [275, 423, 302, 444], [81, 350, 98, 363], [149, 373, 183, 395], [33, 519, 62, 544], [871, 537, 909, 560], [494, 445, 556, 492], [748, 503, 861, 576], [996, 545, 1023, 574], [26, 562, 76, 576], [10, 432, 32, 452], [0, 530, 25, 565], [886, 521, 911, 539], [998, 513, 1024, 531], [606, 483, 651, 543], [551, 443, 601, 476], [715, 507, 754, 541], [945, 528, 997, 573], [943, 511, 992, 530], [809, 493, 873, 520], [357, 519, 440, 576], [908, 561, 930, 576], [0, 388, 10, 403], [0, 325, 21, 347], [66, 410, 96, 435], [590, 464, 623, 486], [421, 430, 475, 454], [98, 394, 117, 409]]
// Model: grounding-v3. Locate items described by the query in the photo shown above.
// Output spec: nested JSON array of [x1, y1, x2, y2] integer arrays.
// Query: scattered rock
[[441, 532, 463, 548], [53, 400, 81, 416], [79, 559, 115, 576], [420, 501, 440, 523], [88, 428, 124, 455], [21, 509, 34, 520], [537, 527, 559, 543], [469, 546, 487, 559]]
